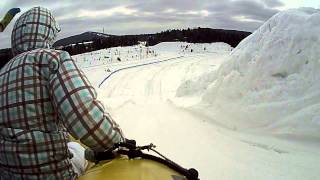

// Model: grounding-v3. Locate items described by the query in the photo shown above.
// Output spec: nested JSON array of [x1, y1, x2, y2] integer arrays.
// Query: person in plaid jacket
[[0, 7, 125, 179]]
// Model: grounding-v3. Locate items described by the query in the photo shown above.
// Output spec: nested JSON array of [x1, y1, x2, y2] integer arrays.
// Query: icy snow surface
[[73, 8, 320, 180]]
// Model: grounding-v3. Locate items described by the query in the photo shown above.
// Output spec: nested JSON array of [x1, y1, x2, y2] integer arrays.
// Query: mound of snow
[[195, 8, 320, 139]]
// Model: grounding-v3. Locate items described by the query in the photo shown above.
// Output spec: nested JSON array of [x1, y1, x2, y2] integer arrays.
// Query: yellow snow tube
[[79, 156, 186, 180]]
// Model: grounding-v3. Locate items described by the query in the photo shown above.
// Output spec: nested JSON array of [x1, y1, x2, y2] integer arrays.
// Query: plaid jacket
[[0, 7, 124, 179]]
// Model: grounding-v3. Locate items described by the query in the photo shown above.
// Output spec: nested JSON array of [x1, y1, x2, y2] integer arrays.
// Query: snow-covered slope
[[73, 42, 232, 87], [152, 42, 233, 54], [183, 8, 320, 140], [77, 40, 319, 180], [72, 8, 320, 179], [73, 42, 232, 69]]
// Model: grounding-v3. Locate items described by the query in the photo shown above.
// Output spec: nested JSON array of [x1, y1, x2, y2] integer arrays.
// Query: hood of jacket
[[11, 7, 60, 56]]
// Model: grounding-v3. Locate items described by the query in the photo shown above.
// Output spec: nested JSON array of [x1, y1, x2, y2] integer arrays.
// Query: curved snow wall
[[201, 8, 320, 139]]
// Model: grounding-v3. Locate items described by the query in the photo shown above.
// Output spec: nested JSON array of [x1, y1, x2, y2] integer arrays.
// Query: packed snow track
[[75, 42, 320, 180]]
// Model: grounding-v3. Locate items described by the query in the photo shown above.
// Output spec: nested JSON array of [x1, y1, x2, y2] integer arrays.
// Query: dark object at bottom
[[82, 140, 200, 180]]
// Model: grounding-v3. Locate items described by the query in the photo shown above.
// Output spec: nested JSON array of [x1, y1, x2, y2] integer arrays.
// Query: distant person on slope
[[0, 6, 124, 179], [0, 8, 20, 32]]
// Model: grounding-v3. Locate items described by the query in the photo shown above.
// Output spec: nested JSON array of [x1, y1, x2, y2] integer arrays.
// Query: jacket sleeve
[[48, 51, 124, 149]]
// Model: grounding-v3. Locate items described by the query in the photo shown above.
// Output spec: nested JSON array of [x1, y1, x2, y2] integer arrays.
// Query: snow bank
[[192, 8, 320, 139]]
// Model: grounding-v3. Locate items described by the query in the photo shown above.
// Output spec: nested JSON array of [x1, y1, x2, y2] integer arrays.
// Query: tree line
[[0, 27, 251, 68], [146, 28, 250, 47], [60, 28, 250, 56]]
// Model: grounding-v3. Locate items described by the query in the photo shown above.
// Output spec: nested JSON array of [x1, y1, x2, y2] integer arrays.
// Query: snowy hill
[[180, 8, 320, 140], [72, 8, 320, 180], [152, 42, 233, 54], [72, 42, 232, 87], [73, 42, 232, 68], [53, 31, 112, 47]]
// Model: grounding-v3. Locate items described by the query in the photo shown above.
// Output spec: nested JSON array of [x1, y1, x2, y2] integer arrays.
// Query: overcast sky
[[0, 0, 319, 49]]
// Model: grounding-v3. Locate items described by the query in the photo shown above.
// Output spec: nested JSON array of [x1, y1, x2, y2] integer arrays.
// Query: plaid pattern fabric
[[0, 7, 124, 179]]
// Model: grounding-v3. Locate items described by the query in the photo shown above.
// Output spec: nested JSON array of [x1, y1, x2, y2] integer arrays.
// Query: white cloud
[[162, 8, 177, 13], [77, 6, 138, 18], [233, 15, 264, 22], [140, 11, 155, 16], [177, 10, 210, 17]]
